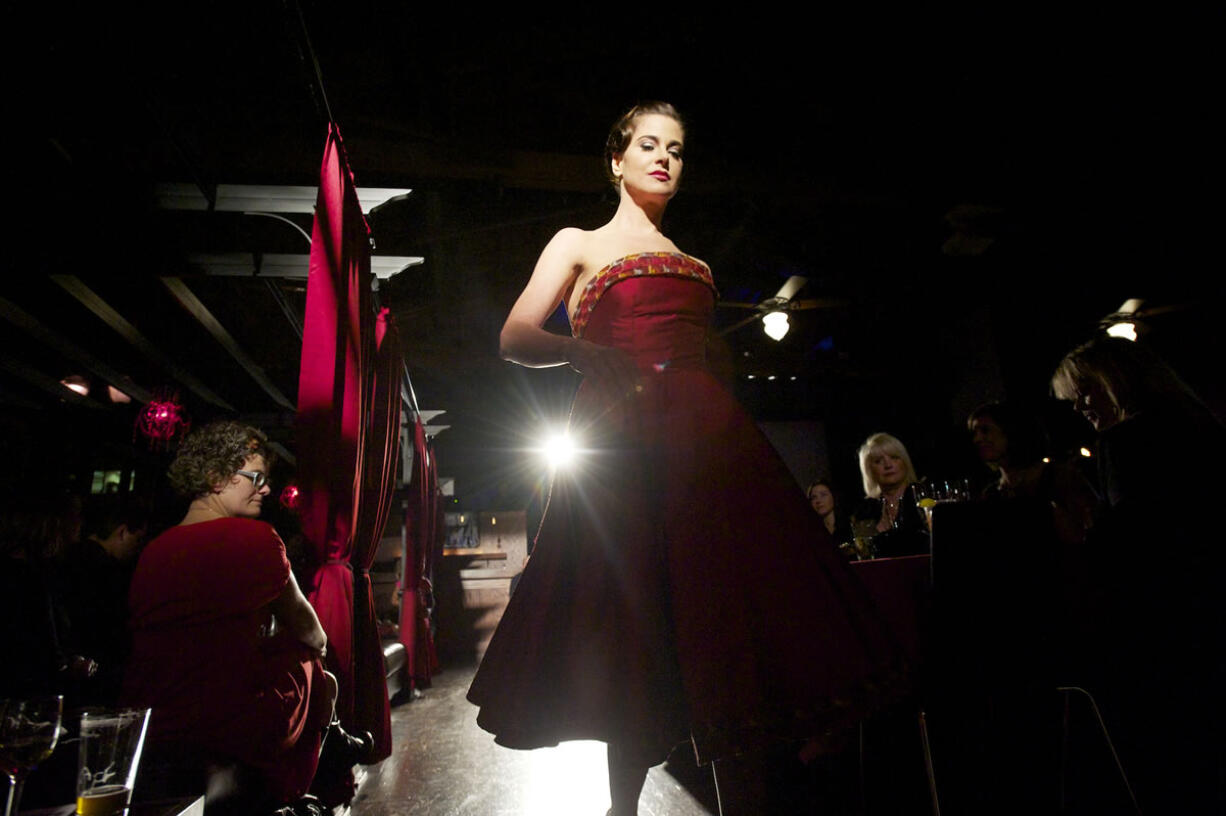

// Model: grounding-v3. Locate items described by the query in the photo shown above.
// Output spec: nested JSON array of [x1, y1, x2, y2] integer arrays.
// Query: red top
[[123, 518, 326, 798]]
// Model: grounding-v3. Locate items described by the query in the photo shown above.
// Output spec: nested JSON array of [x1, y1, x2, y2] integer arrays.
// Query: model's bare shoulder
[[544, 226, 589, 256], [534, 227, 592, 280]]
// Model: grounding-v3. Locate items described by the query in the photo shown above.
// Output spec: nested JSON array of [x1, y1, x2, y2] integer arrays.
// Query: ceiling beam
[[268, 440, 296, 466], [0, 295, 151, 403], [184, 253, 423, 279], [50, 276, 235, 411], [160, 278, 295, 411], [154, 184, 412, 214]]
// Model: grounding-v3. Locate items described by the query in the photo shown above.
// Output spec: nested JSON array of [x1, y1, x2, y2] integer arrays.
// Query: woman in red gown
[[467, 102, 904, 814]]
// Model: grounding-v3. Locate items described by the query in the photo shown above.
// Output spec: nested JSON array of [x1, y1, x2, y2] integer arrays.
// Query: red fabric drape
[[399, 418, 438, 687], [421, 437, 441, 679], [349, 308, 402, 758], [295, 124, 383, 744]]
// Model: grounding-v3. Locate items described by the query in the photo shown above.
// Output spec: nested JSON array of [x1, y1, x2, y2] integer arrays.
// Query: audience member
[[121, 421, 371, 814], [850, 433, 927, 557], [1051, 336, 1223, 813], [58, 498, 149, 704], [967, 402, 1096, 546], [806, 479, 852, 549], [0, 492, 95, 700]]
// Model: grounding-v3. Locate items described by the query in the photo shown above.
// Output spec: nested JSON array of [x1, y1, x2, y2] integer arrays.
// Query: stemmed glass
[[912, 481, 937, 530], [0, 695, 64, 816], [912, 478, 973, 532]]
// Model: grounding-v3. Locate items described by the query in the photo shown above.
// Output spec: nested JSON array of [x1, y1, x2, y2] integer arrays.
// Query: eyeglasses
[[236, 470, 268, 490]]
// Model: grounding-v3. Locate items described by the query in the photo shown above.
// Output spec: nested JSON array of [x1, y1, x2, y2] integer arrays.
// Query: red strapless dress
[[467, 252, 904, 766]]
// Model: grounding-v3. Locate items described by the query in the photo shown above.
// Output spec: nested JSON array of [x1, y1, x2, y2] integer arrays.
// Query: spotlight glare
[[1106, 322, 1137, 341], [543, 432, 577, 469], [762, 311, 789, 341], [1079, 447, 1092, 458]]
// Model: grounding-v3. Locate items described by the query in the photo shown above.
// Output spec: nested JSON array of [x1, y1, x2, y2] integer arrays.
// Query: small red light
[[280, 484, 301, 510], [135, 394, 190, 450]]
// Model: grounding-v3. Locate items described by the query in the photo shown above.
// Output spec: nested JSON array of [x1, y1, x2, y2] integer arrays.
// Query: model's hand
[[565, 339, 640, 399]]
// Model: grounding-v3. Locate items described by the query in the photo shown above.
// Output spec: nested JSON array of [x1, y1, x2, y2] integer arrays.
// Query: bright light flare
[[540, 431, 578, 469], [1079, 447, 1093, 458], [762, 310, 789, 341], [522, 739, 608, 813], [1106, 322, 1137, 341]]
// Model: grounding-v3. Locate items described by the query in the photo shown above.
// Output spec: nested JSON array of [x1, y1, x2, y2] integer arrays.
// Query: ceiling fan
[[1099, 298, 1192, 341], [716, 276, 847, 339]]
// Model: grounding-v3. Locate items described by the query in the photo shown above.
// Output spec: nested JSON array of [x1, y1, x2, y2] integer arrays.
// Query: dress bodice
[[570, 252, 717, 373]]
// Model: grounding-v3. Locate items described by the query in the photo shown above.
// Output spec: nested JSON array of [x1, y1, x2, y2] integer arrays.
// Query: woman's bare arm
[[269, 571, 327, 656], [500, 229, 638, 394], [499, 228, 585, 367]]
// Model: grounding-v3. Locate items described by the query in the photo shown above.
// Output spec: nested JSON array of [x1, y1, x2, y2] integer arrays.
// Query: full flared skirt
[[468, 369, 905, 765]]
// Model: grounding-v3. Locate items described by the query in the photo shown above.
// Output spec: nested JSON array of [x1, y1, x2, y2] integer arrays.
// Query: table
[[851, 553, 931, 663], [22, 796, 205, 816]]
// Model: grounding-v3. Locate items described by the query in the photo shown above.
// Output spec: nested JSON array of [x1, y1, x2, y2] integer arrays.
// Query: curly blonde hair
[[167, 421, 271, 498]]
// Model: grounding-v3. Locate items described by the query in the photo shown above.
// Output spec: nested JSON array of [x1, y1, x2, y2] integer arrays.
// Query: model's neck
[[822, 511, 836, 534], [611, 189, 668, 232]]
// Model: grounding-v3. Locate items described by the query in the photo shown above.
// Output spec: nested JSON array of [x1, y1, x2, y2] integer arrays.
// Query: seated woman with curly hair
[[122, 421, 364, 814]]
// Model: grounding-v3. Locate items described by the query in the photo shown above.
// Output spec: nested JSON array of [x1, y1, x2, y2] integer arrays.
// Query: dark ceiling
[[5, 6, 1221, 506]]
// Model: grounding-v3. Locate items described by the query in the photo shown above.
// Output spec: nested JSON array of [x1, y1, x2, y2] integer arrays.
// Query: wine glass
[[0, 695, 63, 816], [943, 477, 971, 502], [850, 518, 878, 560], [911, 481, 936, 529]]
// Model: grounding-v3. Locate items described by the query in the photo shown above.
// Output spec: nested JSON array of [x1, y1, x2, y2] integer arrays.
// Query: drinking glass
[[911, 482, 936, 529], [76, 708, 151, 816], [943, 478, 971, 502], [0, 695, 64, 816], [850, 519, 878, 560]]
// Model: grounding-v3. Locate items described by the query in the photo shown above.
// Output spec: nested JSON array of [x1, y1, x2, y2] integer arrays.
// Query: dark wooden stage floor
[[346, 662, 719, 816]]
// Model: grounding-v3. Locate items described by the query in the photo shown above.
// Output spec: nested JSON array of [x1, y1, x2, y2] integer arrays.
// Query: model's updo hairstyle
[[604, 101, 685, 190]]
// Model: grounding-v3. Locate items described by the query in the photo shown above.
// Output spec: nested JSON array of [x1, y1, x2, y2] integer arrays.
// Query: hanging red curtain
[[424, 437, 442, 679], [399, 417, 438, 688], [349, 308, 401, 758], [295, 123, 371, 730], [421, 434, 441, 681]]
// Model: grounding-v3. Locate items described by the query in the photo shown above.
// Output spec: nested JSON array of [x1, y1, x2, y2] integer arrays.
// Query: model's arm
[[500, 229, 638, 394], [499, 228, 584, 367], [269, 571, 327, 657]]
